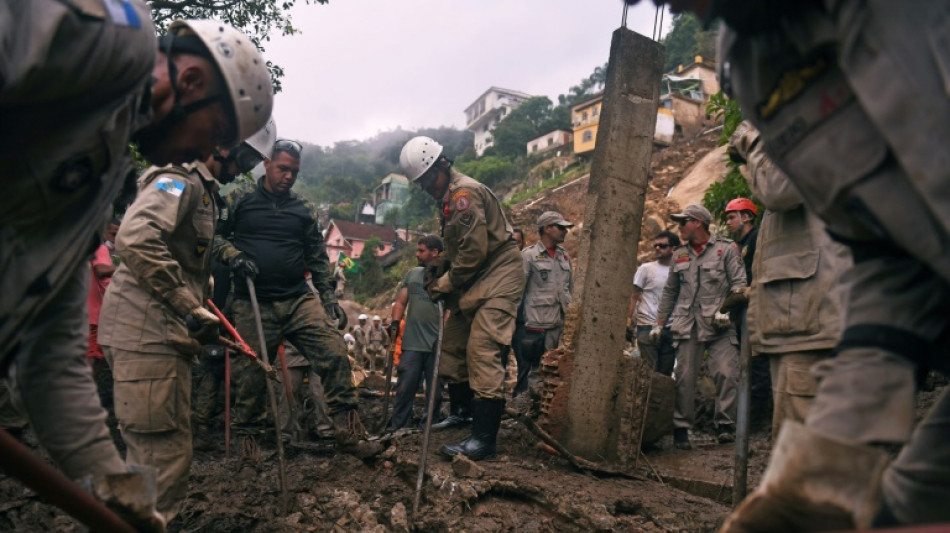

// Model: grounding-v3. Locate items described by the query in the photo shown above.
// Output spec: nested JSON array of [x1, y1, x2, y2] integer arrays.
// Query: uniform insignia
[[758, 57, 827, 119], [675, 252, 690, 264], [455, 196, 470, 211], [155, 177, 185, 197], [460, 211, 474, 226], [103, 0, 142, 28], [196, 245, 207, 254], [451, 190, 469, 201], [540, 270, 549, 281], [718, 248, 723, 257], [442, 202, 451, 219], [202, 193, 211, 206]]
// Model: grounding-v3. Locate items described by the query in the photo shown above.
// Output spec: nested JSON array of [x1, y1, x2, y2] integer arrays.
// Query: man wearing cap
[[655, 204, 747, 450], [399, 135, 524, 461], [518, 211, 574, 394], [365, 315, 390, 373]]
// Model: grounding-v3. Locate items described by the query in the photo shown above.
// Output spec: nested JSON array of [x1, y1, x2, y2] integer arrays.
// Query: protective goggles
[[274, 139, 303, 159]]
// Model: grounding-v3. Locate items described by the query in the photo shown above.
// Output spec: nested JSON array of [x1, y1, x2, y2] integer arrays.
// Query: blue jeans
[[389, 350, 442, 430]]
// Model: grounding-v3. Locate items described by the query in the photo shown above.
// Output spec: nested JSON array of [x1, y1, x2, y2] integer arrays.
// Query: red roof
[[329, 219, 400, 243]]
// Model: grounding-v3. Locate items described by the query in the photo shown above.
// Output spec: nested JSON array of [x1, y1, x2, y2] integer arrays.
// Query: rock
[[390, 502, 409, 532], [642, 214, 665, 239], [451, 455, 484, 479]]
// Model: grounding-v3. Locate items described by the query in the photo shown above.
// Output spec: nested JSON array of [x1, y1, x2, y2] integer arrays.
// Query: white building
[[526, 130, 573, 156], [464, 87, 534, 156]]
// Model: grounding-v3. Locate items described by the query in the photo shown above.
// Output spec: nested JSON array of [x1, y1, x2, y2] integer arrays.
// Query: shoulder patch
[[455, 195, 471, 211], [675, 251, 690, 264], [459, 211, 474, 226], [451, 189, 469, 201], [155, 177, 185, 197]]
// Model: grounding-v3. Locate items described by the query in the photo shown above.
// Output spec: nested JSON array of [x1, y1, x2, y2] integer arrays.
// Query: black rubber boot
[[438, 398, 503, 461], [431, 382, 473, 430]]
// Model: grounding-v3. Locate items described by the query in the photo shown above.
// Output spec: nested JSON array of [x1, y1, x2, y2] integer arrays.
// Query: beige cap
[[537, 211, 574, 228], [670, 204, 712, 225]]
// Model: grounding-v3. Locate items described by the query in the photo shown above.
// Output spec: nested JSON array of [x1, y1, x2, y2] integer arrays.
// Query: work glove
[[649, 325, 663, 343], [426, 273, 453, 302], [719, 422, 888, 533], [720, 287, 750, 313], [728, 120, 759, 164], [230, 253, 259, 280], [324, 302, 348, 330], [625, 325, 635, 343], [186, 306, 221, 345], [423, 259, 451, 289], [387, 321, 400, 341], [712, 311, 733, 331]]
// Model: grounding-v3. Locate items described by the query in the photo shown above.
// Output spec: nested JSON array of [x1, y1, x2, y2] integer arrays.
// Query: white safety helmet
[[399, 136, 444, 181], [227, 117, 275, 174], [358, 314, 368, 321], [373, 315, 381, 321], [168, 19, 274, 147]]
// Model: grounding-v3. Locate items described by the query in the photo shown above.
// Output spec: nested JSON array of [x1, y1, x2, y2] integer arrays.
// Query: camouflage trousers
[[192, 345, 227, 428], [230, 292, 356, 435]]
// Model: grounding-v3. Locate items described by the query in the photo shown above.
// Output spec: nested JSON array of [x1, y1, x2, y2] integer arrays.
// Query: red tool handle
[[205, 298, 257, 359]]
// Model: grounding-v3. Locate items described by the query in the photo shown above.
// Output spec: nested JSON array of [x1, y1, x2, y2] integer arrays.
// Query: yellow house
[[571, 93, 602, 156]]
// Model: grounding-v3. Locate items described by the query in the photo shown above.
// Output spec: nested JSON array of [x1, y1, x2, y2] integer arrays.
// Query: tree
[[352, 237, 386, 301], [660, 13, 717, 73], [702, 92, 759, 223], [146, 0, 329, 91], [489, 96, 556, 159]]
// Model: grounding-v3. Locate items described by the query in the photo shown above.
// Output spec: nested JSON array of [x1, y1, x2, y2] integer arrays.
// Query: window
[[547, 138, 554, 146], [582, 130, 593, 142], [582, 111, 588, 120], [593, 106, 599, 116], [532, 144, 537, 152]]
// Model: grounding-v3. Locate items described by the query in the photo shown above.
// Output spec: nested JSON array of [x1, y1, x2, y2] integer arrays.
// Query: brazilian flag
[[339, 253, 359, 273]]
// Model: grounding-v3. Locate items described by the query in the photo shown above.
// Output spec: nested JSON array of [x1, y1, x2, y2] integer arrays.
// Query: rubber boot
[[720, 421, 889, 533], [438, 398, 503, 461], [431, 382, 473, 430], [332, 409, 383, 459], [87, 466, 166, 533]]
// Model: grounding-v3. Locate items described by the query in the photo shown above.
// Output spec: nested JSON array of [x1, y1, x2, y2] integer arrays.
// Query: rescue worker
[[333, 260, 347, 300], [518, 211, 574, 396], [387, 235, 445, 430], [731, 121, 851, 439], [97, 19, 274, 522], [353, 314, 369, 369], [365, 315, 390, 373], [654, 204, 747, 450], [192, 118, 277, 451], [628, 0, 950, 529], [1, 4, 266, 527], [723, 197, 770, 429], [213, 138, 375, 465], [400, 136, 525, 461]]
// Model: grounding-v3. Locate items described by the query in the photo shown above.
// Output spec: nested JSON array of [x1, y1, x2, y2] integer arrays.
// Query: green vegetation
[[661, 13, 718, 73], [702, 92, 759, 223], [504, 162, 589, 207]]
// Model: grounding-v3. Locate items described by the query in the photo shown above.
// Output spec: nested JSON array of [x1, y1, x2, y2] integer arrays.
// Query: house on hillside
[[526, 130, 572, 156], [465, 87, 534, 156], [571, 93, 603, 156], [660, 55, 720, 137], [324, 219, 400, 264], [373, 173, 410, 225]]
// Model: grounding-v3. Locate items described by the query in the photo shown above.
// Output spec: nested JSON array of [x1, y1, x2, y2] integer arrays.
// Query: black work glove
[[387, 321, 400, 341], [230, 254, 259, 280], [324, 302, 348, 330]]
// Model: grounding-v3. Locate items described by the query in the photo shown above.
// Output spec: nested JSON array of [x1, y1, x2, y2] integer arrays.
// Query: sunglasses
[[549, 224, 569, 231], [274, 139, 303, 159], [677, 218, 696, 226], [653, 243, 670, 249]]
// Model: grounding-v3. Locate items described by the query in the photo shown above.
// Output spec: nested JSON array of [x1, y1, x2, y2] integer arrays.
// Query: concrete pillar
[[561, 28, 662, 461]]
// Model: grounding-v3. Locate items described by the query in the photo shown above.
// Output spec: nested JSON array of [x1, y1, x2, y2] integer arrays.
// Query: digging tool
[[225, 347, 231, 459], [733, 308, 751, 506], [376, 330, 398, 433], [205, 298, 280, 381], [412, 300, 444, 518], [246, 276, 291, 515], [276, 345, 300, 443], [0, 430, 138, 533]]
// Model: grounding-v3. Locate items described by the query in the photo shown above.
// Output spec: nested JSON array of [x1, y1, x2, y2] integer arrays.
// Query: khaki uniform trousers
[[673, 330, 739, 430], [768, 351, 830, 439], [105, 347, 191, 522], [440, 303, 516, 401], [5, 266, 125, 479]]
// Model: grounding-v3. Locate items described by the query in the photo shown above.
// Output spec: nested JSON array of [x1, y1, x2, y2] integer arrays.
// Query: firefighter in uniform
[[655, 204, 747, 450], [628, 0, 950, 530], [97, 20, 273, 522], [400, 136, 525, 461]]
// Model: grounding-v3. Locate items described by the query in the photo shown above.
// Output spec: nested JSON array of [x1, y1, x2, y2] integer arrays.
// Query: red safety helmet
[[725, 197, 758, 216]]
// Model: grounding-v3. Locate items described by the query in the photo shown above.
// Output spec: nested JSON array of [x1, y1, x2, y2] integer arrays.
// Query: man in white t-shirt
[[628, 231, 679, 376]]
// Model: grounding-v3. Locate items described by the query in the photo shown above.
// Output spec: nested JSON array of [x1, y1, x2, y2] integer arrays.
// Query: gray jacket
[[744, 127, 851, 354], [521, 241, 573, 330], [657, 235, 747, 341]]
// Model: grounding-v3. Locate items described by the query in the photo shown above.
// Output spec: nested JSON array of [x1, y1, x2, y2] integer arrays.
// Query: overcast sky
[[263, 1, 672, 147]]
